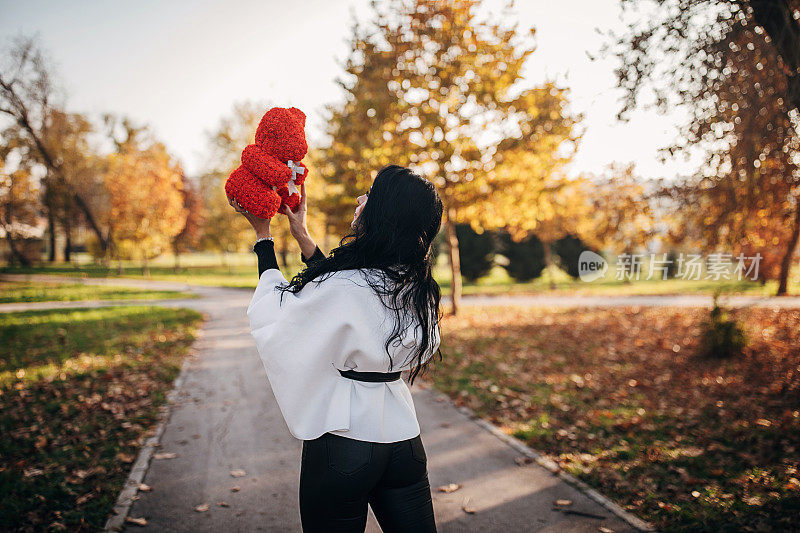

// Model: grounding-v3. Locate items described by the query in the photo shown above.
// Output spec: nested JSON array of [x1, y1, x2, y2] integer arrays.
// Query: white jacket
[[247, 267, 440, 443]]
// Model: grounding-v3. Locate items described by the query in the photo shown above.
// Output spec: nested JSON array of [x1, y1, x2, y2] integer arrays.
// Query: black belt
[[338, 369, 402, 383]]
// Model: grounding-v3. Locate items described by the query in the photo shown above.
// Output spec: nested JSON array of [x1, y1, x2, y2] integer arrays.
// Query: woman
[[229, 164, 443, 532]]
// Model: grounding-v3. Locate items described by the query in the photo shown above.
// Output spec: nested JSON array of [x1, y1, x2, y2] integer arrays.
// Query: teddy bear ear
[[288, 107, 306, 125]]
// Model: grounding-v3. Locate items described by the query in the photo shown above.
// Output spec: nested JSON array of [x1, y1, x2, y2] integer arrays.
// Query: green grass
[[1, 252, 265, 288], [0, 280, 195, 304], [437, 263, 800, 297], [0, 306, 204, 530], [3, 251, 798, 295]]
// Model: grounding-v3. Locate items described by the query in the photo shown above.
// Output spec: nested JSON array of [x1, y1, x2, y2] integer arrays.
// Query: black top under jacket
[[254, 239, 325, 277]]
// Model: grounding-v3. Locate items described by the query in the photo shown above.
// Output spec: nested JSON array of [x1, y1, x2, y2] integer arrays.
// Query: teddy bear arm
[[262, 158, 293, 187], [293, 162, 309, 185]]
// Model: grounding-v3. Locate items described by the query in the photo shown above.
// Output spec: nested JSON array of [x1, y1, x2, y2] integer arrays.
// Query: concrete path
[[1, 273, 672, 532]]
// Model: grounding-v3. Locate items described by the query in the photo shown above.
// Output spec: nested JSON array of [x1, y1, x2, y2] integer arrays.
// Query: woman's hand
[[280, 184, 317, 259], [280, 183, 308, 237], [228, 195, 271, 239]]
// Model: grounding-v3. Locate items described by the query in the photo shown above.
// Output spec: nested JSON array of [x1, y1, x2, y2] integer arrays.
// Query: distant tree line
[[431, 223, 598, 283]]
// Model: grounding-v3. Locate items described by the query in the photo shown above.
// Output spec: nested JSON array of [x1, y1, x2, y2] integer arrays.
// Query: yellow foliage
[[103, 144, 187, 261]]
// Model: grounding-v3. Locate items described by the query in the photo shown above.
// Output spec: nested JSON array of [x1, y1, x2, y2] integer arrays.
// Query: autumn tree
[[606, 0, 800, 294], [322, 0, 581, 314], [0, 155, 39, 266], [39, 110, 104, 262], [581, 164, 657, 270], [470, 167, 590, 288], [0, 36, 109, 254], [305, 147, 346, 252], [171, 172, 205, 270], [102, 141, 187, 275]]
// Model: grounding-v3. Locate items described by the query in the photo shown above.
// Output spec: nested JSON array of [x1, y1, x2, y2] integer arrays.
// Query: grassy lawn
[[0, 280, 195, 304], [437, 263, 800, 297], [3, 252, 798, 295], [0, 253, 263, 289], [0, 306, 205, 531], [430, 305, 800, 532]]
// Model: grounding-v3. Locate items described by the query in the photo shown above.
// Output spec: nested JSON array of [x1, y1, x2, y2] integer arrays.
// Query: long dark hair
[[277, 165, 444, 384]]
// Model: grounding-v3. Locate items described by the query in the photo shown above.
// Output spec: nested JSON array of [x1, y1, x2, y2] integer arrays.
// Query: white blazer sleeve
[[246, 269, 371, 440]]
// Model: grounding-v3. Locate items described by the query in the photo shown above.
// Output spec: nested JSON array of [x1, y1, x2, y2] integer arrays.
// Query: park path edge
[[102, 317, 208, 532], [421, 384, 658, 532]]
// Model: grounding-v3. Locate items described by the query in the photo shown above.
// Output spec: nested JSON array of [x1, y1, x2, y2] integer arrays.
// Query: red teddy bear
[[224, 107, 309, 219]]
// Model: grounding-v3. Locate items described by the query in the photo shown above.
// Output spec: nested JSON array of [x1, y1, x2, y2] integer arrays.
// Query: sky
[[0, 0, 702, 180]]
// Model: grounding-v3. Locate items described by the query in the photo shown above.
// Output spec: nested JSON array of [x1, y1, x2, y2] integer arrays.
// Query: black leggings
[[299, 432, 437, 532]]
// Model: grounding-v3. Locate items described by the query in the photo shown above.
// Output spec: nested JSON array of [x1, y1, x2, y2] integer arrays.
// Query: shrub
[[552, 234, 596, 279], [665, 249, 680, 278], [699, 293, 747, 358], [498, 231, 546, 282], [453, 224, 496, 281]]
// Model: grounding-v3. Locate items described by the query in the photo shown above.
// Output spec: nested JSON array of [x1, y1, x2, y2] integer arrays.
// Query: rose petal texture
[[255, 107, 308, 163], [225, 165, 282, 219], [241, 144, 292, 187], [293, 162, 308, 185], [227, 107, 310, 219]]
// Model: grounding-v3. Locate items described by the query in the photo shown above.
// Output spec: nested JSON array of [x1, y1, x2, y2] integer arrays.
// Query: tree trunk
[[777, 200, 800, 295], [2, 187, 32, 267], [13, 111, 111, 253], [542, 239, 555, 289], [47, 209, 56, 262], [142, 253, 150, 277], [3, 228, 31, 267], [444, 208, 462, 316], [173, 242, 181, 272], [63, 218, 72, 263]]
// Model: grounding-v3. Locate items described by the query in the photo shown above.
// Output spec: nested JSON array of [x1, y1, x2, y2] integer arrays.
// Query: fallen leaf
[[125, 516, 148, 526], [554, 499, 573, 507], [153, 452, 177, 460], [194, 503, 210, 512], [138, 483, 152, 492], [514, 456, 533, 466], [599, 527, 615, 533], [117, 452, 136, 463], [231, 486, 240, 492], [462, 497, 476, 514], [437, 483, 461, 493], [217, 501, 230, 507], [229, 469, 247, 478]]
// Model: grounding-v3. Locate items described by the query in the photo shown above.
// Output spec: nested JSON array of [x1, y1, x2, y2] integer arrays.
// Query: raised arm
[[281, 183, 324, 263], [253, 238, 324, 278]]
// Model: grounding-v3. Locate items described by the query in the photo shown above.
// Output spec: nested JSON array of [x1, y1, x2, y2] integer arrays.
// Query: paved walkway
[[7, 274, 742, 532]]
